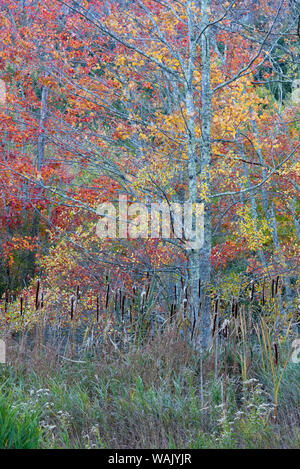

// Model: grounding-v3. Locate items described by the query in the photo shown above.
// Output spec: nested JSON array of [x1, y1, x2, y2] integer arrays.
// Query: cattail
[[214, 297, 219, 314], [146, 283, 151, 299], [225, 321, 229, 339], [4, 290, 8, 313], [212, 299, 219, 337], [231, 298, 235, 317], [20, 295, 23, 316], [212, 314, 217, 338], [181, 277, 184, 290], [76, 285, 81, 300], [275, 276, 280, 295], [105, 283, 110, 310], [170, 303, 174, 323], [170, 303, 177, 322], [198, 279, 201, 299], [69, 295, 76, 320], [262, 280, 265, 305], [271, 279, 275, 299], [129, 302, 132, 323], [191, 314, 196, 339], [212, 311, 217, 338], [232, 301, 238, 319], [35, 278, 40, 311], [96, 295, 100, 323], [121, 294, 125, 321], [273, 342, 279, 367]]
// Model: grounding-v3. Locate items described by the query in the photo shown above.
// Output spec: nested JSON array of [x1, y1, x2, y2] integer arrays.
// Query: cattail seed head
[[4, 290, 8, 313], [231, 299, 235, 317], [212, 312, 217, 337], [234, 302, 238, 318], [170, 304, 174, 323], [69, 295, 76, 320], [121, 294, 125, 321], [35, 278, 41, 311], [273, 342, 279, 367], [105, 283, 110, 310], [275, 276, 280, 295], [191, 314, 196, 339], [271, 279, 275, 299]]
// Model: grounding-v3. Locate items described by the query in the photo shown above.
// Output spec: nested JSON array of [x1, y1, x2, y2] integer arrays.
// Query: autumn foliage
[[0, 0, 298, 342]]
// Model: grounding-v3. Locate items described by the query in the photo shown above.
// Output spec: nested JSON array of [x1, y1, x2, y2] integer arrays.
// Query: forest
[[0, 0, 299, 450]]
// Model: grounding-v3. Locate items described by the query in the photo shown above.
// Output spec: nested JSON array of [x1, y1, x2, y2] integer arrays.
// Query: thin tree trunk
[[185, 0, 212, 351], [198, 0, 213, 350]]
